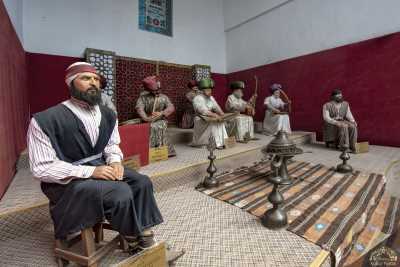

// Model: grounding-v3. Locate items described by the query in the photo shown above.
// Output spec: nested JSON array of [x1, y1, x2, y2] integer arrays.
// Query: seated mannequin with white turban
[[27, 62, 163, 248], [225, 81, 255, 142], [135, 76, 176, 157], [263, 83, 292, 135], [323, 89, 357, 152], [191, 78, 228, 149]]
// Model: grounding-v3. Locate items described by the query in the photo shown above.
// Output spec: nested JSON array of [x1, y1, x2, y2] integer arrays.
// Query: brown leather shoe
[[123, 235, 138, 243]]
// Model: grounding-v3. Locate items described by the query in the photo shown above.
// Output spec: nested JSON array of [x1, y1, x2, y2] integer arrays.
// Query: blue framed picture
[[139, 0, 173, 37]]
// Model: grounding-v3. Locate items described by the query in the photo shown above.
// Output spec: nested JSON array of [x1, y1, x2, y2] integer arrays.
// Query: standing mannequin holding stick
[[135, 76, 176, 157]]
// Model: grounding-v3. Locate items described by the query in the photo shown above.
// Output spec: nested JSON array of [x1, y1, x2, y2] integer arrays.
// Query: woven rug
[[197, 160, 400, 266]]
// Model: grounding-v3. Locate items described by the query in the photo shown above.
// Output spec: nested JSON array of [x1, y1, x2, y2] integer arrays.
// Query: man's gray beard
[[70, 85, 102, 106]]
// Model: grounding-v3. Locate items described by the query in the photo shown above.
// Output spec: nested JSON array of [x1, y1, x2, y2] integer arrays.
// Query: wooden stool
[[55, 222, 129, 267], [325, 140, 338, 149]]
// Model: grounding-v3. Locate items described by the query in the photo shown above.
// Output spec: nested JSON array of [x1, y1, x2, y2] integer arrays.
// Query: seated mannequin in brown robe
[[323, 89, 357, 152]]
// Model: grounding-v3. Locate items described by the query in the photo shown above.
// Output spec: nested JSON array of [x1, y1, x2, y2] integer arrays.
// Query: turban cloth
[[187, 80, 197, 89], [230, 81, 245, 90], [270, 83, 282, 93], [142, 76, 160, 91], [331, 88, 342, 97], [198, 78, 215, 90], [65, 62, 106, 88]]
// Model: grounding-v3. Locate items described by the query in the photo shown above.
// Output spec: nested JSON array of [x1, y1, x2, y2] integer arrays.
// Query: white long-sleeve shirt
[[27, 99, 123, 184], [264, 96, 286, 110], [193, 94, 223, 115], [322, 102, 356, 126]]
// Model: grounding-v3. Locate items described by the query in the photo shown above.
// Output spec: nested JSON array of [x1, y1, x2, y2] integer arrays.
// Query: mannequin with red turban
[[135, 76, 176, 157]]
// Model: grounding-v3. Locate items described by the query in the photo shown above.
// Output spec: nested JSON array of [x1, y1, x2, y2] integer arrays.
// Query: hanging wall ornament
[[85, 48, 117, 105], [192, 64, 211, 82]]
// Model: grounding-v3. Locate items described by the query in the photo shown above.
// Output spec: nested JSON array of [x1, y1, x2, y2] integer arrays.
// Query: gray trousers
[[41, 168, 163, 239], [324, 121, 357, 150]]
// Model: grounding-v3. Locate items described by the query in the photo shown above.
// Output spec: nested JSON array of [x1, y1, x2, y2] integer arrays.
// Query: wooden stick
[[152, 96, 159, 113]]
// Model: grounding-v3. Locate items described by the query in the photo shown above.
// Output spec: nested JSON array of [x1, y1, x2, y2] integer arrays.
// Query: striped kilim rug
[[197, 160, 400, 266]]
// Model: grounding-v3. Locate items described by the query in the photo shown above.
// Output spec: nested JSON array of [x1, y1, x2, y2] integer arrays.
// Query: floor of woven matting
[[2, 143, 400, 266], [0, 149, 334, 267], [1, 132, 316, 216]]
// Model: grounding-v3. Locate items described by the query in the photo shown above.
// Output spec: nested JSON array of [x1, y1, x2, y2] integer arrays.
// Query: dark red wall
[[212, 73, 229, 108], [27, 52, 227, 125], [115, 58, 193, 124], [27, 53, 82, 114], [26, 32, 400, 147], [227, 32, 400, 147], [0, 2, 29, 199]]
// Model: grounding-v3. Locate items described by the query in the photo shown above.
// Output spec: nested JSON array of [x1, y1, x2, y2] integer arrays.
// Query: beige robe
[[225, 94, 254, 141], [191, 94, 228, 147], [263, 96, 291, 135]]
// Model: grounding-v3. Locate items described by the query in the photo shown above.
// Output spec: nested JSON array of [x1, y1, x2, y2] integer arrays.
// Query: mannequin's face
[[203, 88, 212, 97], [333, 93, 343, 103], [233, 89, 243, 98], [70, 72, 102, 105]]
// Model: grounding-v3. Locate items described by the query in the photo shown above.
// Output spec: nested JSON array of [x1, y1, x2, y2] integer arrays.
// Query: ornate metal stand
[[262, 131, 302, 185], [197, 136, 219, 188], [243, 131, 251, 143], [336, 149, 353, 174], [261, 130, 303, 229], [279, 155, 294, 185], [261, 158, 287, 229]]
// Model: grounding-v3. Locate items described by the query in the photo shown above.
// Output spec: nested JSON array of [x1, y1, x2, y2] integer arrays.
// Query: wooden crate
[[355, 141, 369, 154], [114, 242, 167, 267], [123, 154, 141, 170], [149, 146, 169, 163], [224, 136, 236, 149]]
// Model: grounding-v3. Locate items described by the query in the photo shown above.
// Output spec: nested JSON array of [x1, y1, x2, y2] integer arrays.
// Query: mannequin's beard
[[70, 85, 102, 106], [333, 96, 343, 103]]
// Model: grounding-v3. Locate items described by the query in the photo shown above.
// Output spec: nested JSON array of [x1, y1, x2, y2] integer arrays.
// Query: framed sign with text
[[139, 0, 173, 37]]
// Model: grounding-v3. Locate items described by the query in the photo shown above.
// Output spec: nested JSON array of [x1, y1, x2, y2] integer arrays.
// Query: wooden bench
[[55, 222, 128, 267]]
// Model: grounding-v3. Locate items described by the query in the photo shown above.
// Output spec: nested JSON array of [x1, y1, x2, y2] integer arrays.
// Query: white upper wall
[[22, 0, 227, 73], [10, 0, 400, 74], [224, 0, 400, 73], [223, 0, 287, 31], [3, 0, 23, 45]]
